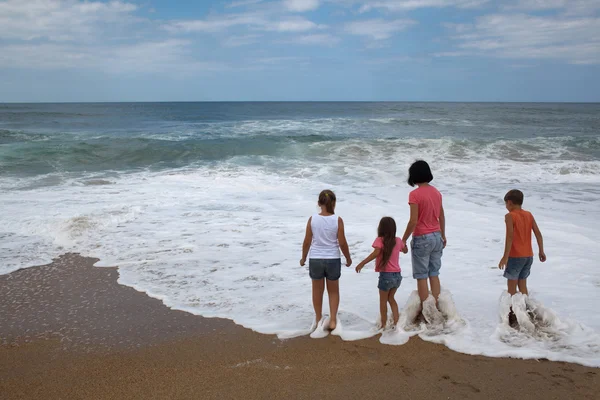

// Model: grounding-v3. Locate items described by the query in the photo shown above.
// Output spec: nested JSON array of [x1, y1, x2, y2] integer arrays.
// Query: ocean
[[1, 102, 599, 366]]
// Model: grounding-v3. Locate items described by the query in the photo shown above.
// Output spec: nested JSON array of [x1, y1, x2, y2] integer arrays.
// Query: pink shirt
[[372, 237, 404, 272], [408, 185, 442, 237]]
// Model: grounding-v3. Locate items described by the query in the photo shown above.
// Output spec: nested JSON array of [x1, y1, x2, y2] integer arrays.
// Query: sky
[[0, 0, 599, 102]]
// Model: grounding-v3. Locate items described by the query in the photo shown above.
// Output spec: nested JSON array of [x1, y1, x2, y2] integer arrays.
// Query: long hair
[[318, 189, 336, 214], [377, 217, 397, 271]]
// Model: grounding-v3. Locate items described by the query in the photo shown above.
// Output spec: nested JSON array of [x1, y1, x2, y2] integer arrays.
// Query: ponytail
[[318, 190, 336, 214]]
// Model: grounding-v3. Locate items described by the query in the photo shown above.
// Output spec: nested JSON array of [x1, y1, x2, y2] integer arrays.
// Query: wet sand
[[1, 254, 598, 400]]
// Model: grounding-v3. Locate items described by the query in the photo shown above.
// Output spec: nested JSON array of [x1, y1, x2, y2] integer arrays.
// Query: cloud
[[0, 0, 138, 41], [345, 18, 417, 40], [0, 40, 224, 73], [503, 0, 600, 14], [267, 17, 320, 31], [164, 13, 267, 33], [285, 33, 341, 45], [165, 12, 322, 33], [283, 0, 321, 12], [359, 0, 489, 13], [0, 1, 222, 74], [226, 0, 264, 8], [441, 13, 600, 64], [222, 34, 263, 47]]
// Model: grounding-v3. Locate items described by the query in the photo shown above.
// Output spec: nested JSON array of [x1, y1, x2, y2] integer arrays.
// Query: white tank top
[[310, 214, 340, 259]]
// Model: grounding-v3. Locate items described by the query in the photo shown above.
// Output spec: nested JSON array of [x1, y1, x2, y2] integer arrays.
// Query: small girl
[[401, 160, 446, 323], [300, 190, 352, 332], [355, 217, 405, 330]]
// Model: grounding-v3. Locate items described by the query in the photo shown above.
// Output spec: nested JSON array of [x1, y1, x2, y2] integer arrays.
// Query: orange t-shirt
[[509, 209, 534, 258]]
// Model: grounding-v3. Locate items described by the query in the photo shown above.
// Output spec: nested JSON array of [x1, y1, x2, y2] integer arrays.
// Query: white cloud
[[441, 13, 600, 64], [359, 0, 489, 13], [0, 40, 224, 73], [222, 34, 263, 47], [504, 0, 600, 14], [345, 18, 417, 40], [226, 0, 264, 8], [164, 13, 267, 33], [283, 0, 321, 12], [165, 13, 320, 33], [268, 17, 319, 31], [287, 33, 340, 45], [0, 0, 138, 41]]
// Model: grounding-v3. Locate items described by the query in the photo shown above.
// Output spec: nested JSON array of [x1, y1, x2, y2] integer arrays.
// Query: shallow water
[[1, 102, 599, 366]]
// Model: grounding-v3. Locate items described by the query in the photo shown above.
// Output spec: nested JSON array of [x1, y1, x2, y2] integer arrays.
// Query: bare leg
[[326, 279, 339, 330], [312, 279, 325, 324], [507, 280, 518, 296], [429, 276, 441, 301], [517, 279, 528, 296], [379, 289, 389, 329], [388, 288, 399, 326], [417, 279, 429, 302]]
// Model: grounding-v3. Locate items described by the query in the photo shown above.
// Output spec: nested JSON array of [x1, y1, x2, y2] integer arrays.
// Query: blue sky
[[0, 0, 599, 102]]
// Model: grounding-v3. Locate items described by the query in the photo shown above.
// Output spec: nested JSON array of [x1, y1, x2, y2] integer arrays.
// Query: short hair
[[407, 160, 433, 187], [504, 189, 524, 205]]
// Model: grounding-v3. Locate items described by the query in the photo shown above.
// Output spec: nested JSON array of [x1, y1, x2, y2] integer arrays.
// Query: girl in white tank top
[[300, 190, 352, 335]]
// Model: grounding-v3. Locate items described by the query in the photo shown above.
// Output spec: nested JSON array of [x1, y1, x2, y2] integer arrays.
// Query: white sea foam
[[1, 142, 600, 366]]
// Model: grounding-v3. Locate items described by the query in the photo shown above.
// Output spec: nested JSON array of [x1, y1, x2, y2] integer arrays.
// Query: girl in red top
[[355, 217, 405, 330], [401, 161, 446, 318]]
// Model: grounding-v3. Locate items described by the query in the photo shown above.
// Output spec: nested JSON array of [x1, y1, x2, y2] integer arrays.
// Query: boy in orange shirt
[[499, 189, 547, 298]]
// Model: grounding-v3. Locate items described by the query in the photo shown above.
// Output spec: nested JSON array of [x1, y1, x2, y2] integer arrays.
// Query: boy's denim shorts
[[504, 257, 533, 280], [378, 272, 402, 291], [411, 232, 444, 280], [309, 258, 341, 281]]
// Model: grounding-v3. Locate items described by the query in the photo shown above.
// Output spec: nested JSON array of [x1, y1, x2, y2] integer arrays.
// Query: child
[[300, 189, 352, 332], [498, 189, 546, 303], [401, 160, 446, 322], [355, 217, 405, 330]]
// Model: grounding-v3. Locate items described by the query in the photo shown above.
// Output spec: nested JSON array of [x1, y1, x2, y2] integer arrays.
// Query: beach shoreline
[[1, 254, 598, 400]]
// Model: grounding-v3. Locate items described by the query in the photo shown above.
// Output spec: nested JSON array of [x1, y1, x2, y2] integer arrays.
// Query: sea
[[1, 102, 599, 366]]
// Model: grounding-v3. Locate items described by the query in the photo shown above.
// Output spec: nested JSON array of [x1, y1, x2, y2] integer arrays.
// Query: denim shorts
[[504, 257, 533, 280], [309, 258, 341, 280], [378, 272, 402, 291], [411, 232, 444, 280]]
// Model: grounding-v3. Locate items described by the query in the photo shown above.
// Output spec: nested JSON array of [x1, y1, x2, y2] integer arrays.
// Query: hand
[[401, 244, 408, 254], [300, 258, 306, 266], [539, 251, 547, 262], [498, 256, 508, 270], [441, 236, 447, 248], [346, 258, 352, 267], [355, 263, 364, 273]]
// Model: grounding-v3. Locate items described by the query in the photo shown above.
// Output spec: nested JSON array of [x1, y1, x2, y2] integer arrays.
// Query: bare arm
[[532, 218, 546, 262], [402, 203, 419, 244], [338, 217, 352, 267], [355, 248, 381, 273], [300, 217, 312, 266], [499, 214, 513, 269], [439, 204, 446, 247]]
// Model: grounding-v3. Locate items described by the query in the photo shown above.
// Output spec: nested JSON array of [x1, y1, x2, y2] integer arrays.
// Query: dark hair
[[377, 217, 397, 271], [407, 160, 433, 187], [504, 189, 524, 206], [318, 189, 336, 214]]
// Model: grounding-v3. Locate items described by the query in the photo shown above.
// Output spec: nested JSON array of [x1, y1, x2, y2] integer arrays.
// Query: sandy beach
[[1, 254, 598, 400]]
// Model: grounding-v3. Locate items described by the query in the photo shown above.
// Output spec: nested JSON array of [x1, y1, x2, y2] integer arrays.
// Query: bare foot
[[328, 320, 337, 331]]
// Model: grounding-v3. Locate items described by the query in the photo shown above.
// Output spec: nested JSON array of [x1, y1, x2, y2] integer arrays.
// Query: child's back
[[508, 209, 534, 258], [310, 214, 340, 259]]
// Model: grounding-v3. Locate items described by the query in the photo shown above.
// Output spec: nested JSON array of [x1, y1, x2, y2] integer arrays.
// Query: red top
[[372, 237, 404, 272], [509, 209, 534, 258], [408, 185, 442, 237]]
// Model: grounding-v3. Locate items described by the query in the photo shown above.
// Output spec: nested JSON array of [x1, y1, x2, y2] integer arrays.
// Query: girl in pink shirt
[[355, 217, 405, 330], [401, 161, 446, 322]]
